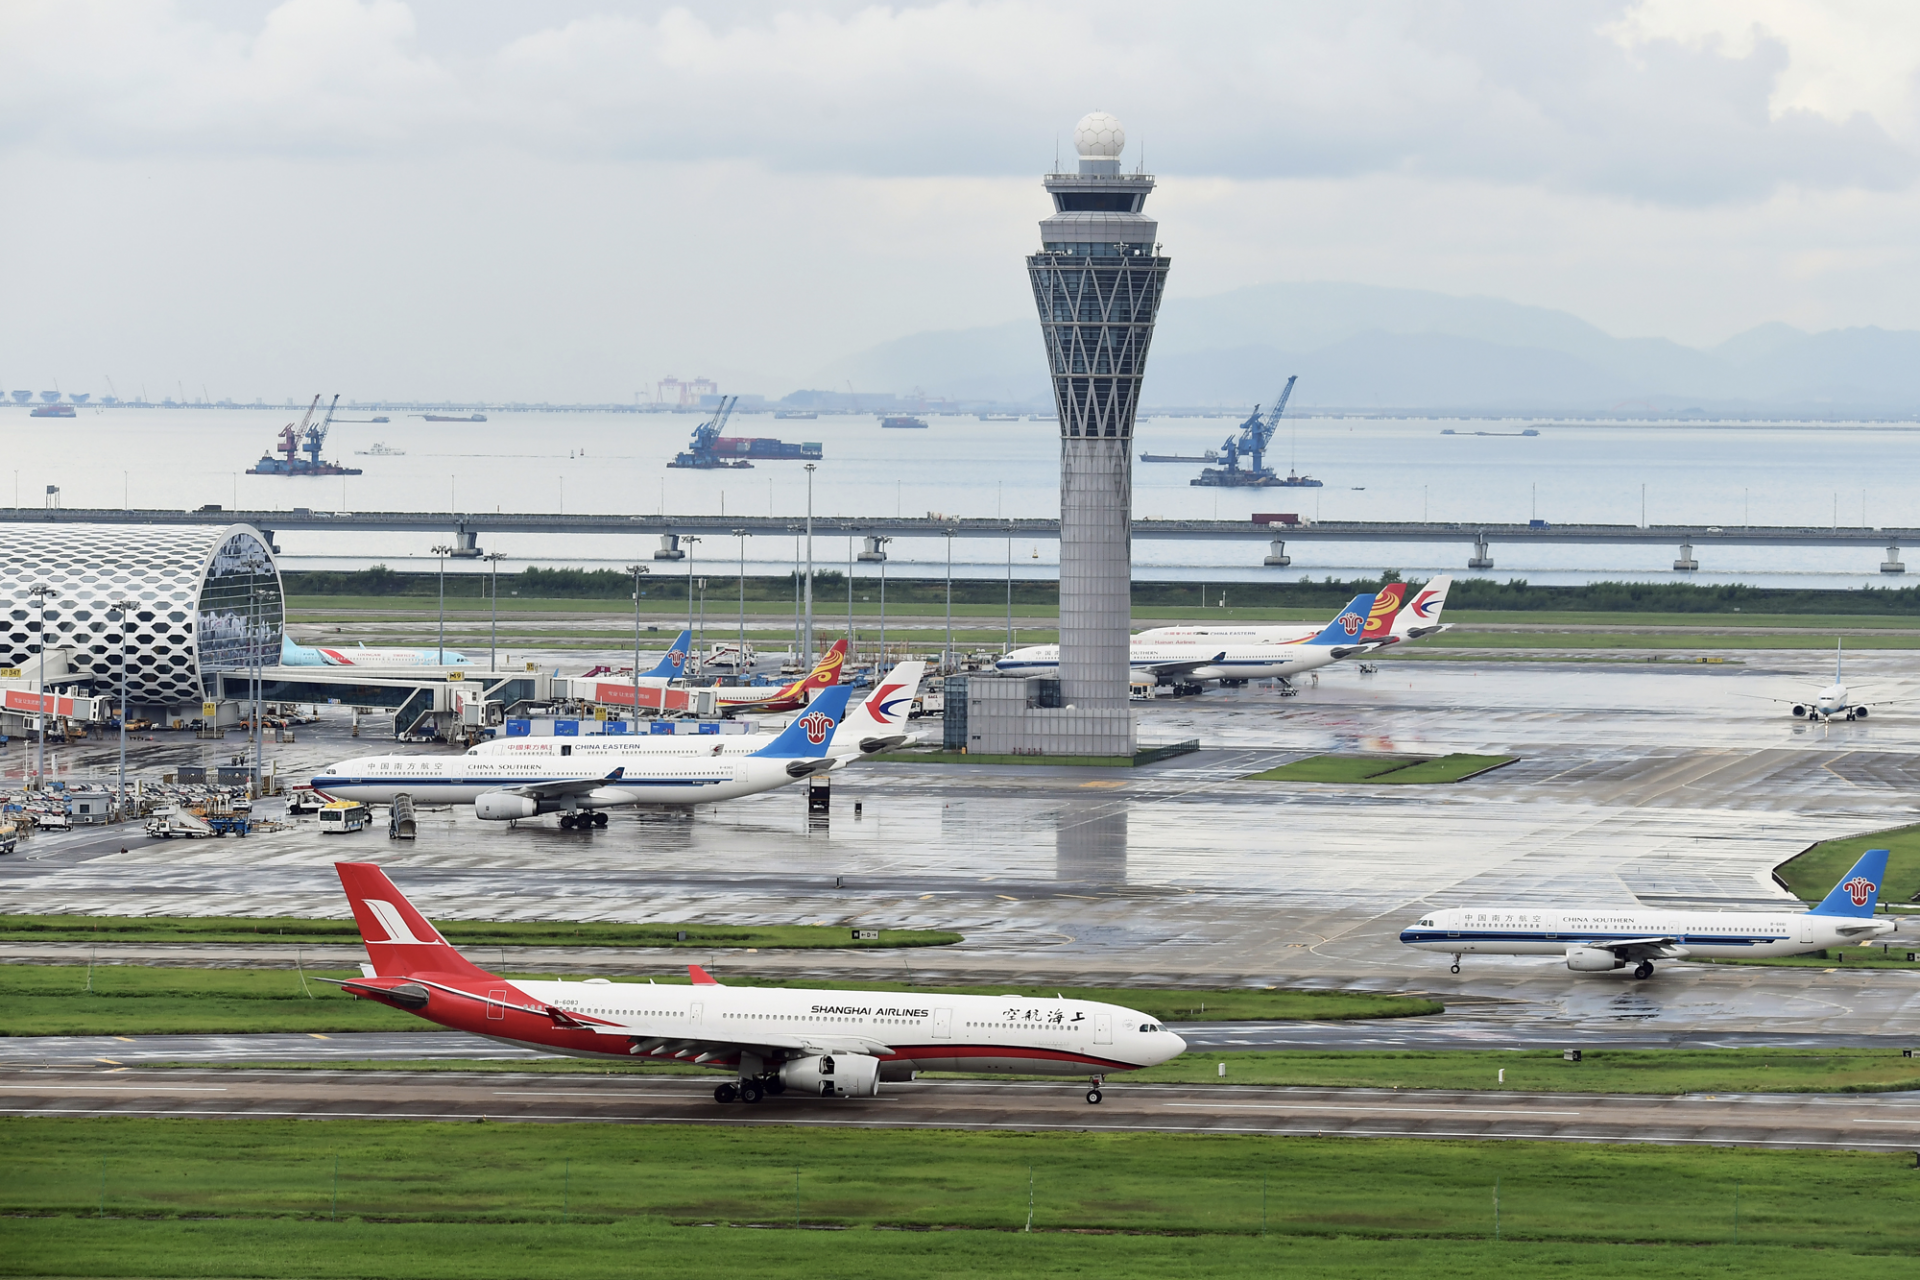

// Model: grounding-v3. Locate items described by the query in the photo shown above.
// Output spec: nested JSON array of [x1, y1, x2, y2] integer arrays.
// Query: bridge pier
[[1467, 535, 1492, 570], [653, 534, 686, 561], [450, 528, 482, 559], [1883, 542, 1905, 574], [1673, 541, 1698, 571], [1262, 537, 1290, 567], [856, 535, 889, 563]]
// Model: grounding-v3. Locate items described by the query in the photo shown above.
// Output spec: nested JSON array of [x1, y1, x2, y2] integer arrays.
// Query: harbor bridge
[[4, 508, 1914, 573]]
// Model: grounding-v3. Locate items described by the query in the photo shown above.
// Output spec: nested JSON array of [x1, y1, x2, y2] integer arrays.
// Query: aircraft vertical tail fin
[[1808, 848, 1889, 917], [841, 660, 926, 734], [1308, 594, 1376, 645], [334, 862, 493, 979], [1361, 583, 1406, 643], [750, 684, 853, 757], [1396, 575, 1453, 636], [643, 630, 694, 680]]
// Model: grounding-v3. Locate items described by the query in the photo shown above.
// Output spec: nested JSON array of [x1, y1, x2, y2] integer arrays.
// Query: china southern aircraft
[[1400, 848, 1897, 979], [313, 686, 854, 828], [325, 861, 1186, 1104], [996, 590, 1398, 686], [470, 661, 924, 762]]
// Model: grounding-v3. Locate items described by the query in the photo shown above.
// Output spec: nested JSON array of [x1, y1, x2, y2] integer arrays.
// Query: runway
[[6, 1065, 1917, 1152]]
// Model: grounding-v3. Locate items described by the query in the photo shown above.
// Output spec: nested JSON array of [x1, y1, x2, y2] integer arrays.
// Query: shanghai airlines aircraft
[[327, 862, 1186, 1104], [1400, 848, 1897, 979], [472, 662, 924, 764], [313, 686, 855, 828], [996, 590, 1397, 685]]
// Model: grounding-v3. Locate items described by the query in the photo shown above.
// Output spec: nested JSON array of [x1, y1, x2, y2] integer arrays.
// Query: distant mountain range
[[809, 282, 1920, 413]]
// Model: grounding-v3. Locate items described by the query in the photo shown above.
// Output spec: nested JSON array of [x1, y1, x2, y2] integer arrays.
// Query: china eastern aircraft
[[324, 861, 1186, 1104], [312, 686, 855, 828], [1400, 848, 1897, 979], [471, 661, 924, 763], [996, 590, 1398, 686]]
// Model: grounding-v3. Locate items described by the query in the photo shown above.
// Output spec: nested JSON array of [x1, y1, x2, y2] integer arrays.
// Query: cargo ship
[[773, 410, 817, 420], [667, 396, 822, 469], [424, 413, 486, 422], [881, 415, 927, 429], [354, 442, 404, 456], [29, 404, 76, 418]]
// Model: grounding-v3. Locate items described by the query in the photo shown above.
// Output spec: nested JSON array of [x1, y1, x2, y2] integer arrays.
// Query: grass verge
[[1775, 822, 1920, 906], [1245, 753, 1516, 784], [8, 1117, 1920, 1266], [0, 966, 1436, 1036], [0, 915, 960, 951]]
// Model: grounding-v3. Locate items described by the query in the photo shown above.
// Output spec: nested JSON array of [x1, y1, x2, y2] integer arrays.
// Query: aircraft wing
[[1578, 936, 1688, 961], [583, 1020, 893, 1060], [496, 767, 626, 800], [1140, 651, 1228, 679]]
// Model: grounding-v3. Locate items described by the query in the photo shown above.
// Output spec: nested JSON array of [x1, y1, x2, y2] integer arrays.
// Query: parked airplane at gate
[[312, 686, 855, 828], [1399, 848, 1897, 979], [996, 590, 1398, 686], [712, 639, 847, 713], [1748, 640, 1909, 722], [325, 861, 1186, 1104], [472, 661, 925, 762], [281, 635, 472, 668]]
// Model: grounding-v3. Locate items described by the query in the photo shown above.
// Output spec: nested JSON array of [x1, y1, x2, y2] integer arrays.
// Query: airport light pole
[[109, 598, 134, 819], [873, 536, 891, 663], [789, 526, 801, 668], [1005, 519, 1014, 653], [803, 463, 816, 665], [683, 536, 703, 672], [846, 532, 854, 669], [482, 552, 507, 671], [943, 528, 955, 676], [27, 584, 51, 791], [627, 564, 648, 726], [732, 530, 747, 676], [431, 545, 454, 664], [250, 580, 266, 796]]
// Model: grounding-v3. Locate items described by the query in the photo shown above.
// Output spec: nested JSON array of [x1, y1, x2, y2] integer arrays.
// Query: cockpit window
[[1140, 1023, 1162, 1033]]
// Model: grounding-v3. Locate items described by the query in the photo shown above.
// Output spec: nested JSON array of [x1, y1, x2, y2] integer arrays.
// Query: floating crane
[[668, 395, 823, 468], [1191, 375, 1319, 488], [247, 394, 363, 476]]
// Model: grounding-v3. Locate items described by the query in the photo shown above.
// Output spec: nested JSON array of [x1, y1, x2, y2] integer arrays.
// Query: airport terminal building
[[0, 522, 283, 718]]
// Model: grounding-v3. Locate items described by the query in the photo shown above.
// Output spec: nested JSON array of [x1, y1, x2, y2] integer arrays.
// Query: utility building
[[997, 111, 1167, 756]]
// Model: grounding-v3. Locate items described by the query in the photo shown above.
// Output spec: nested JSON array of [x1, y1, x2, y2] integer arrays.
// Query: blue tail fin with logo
[[750, 685, 851, 758], [1308, 594, 1377, 645], [1809, 848, 1888, 917], [643, 630, 694, 679]]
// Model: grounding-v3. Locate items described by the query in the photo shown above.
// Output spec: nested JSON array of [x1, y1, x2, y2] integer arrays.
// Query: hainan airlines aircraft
[[1400, 848, 1897, 979], [313, 686, 855, 828], [472, 661, 924, 762], [996, 590, 1397, 686], [325, 861, 1186, 1104], [713, 640, 847, 713]]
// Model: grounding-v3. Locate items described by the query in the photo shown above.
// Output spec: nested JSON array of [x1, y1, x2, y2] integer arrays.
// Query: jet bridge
[[219, 668, 551, 740]]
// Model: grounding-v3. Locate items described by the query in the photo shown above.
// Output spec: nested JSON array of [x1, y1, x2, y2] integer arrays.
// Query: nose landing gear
[[1086, 1076, 1104, 1104], [1450, 953, 1462, 975]]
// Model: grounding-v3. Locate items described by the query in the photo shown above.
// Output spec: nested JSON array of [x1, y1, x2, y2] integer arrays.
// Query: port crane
[[248, 393, 362, 477], [1192, 375, 1319, 488]]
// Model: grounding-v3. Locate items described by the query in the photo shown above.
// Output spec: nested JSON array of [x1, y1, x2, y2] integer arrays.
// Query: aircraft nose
[[1167, 1031, 1188, 1057]]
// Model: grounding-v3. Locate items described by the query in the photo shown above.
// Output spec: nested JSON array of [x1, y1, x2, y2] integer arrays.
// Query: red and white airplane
[[327, 861, 1187, 1105], [711, 640, 847, 713]]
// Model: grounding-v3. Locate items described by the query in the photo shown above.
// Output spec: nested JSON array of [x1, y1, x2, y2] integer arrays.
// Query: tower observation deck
[[1026, 112, 1168, 751]]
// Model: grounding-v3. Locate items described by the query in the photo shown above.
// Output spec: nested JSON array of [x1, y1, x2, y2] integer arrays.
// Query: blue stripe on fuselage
[[1398, 928, 1781, 947]]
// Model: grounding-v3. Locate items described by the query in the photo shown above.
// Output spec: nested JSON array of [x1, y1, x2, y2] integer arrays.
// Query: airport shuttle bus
[[328, 862, 1186, 1105], [1400, 849, 1897, 979]]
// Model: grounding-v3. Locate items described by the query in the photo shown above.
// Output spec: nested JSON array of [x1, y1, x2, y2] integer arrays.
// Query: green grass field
[[0, 965, 1435, 1036], [1775, 823, 1920, 905], [0, 914, 959, 951], [1245, 753, 1516, 783], [9, 1117, 1920, 1277]]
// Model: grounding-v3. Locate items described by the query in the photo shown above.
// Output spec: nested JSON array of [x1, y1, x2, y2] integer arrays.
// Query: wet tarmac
[[5, 1065, 1917, 1152], [5, 649, 1920, 1043]]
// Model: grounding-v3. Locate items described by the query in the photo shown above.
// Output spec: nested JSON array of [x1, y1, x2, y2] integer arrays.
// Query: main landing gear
[[715, 1074, 786, 1104], [558, 812, 609, 830], [1633, 960, 1655, 980], [1085, 1076, 1104, 1105]]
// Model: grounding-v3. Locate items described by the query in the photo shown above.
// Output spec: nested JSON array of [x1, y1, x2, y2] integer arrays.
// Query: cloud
[[2, 0, 1913, 204]]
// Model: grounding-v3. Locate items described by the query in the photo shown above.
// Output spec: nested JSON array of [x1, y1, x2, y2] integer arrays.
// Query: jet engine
[[475, 792, 540, 822], [1855, 707, 1869, 719], [1565, 946, 1623, 972], [1791, 705, 1808, 717], [778, 1052, 880, 1098]]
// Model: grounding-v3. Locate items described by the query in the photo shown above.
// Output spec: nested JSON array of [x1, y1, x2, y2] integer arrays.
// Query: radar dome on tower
[[1074, 111, 1125, 160]]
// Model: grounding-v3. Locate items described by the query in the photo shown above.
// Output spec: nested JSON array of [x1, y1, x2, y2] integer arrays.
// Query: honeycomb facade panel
[[0, 523, 283, 714]]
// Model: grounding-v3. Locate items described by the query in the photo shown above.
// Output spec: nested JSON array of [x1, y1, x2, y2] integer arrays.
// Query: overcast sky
[[6, 0, 1920, 402]]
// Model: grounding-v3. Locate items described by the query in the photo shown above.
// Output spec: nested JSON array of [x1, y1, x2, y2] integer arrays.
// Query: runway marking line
[[1162, 1102, 1582, 1117], [0, 1085, 228, 1093]]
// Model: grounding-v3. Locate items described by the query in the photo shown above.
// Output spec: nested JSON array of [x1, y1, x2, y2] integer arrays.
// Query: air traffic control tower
[[1028, 112, 1168, 753]]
